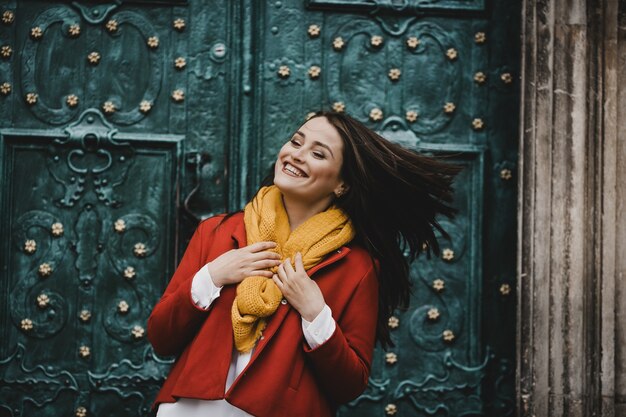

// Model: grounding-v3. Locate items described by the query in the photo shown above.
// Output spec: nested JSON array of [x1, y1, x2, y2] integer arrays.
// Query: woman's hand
[[207, 241, 282, 287], [273, 252, 326, 322]]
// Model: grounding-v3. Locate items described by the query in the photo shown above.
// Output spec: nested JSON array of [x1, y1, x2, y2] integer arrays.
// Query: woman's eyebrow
[[295, 130, 335, 158]]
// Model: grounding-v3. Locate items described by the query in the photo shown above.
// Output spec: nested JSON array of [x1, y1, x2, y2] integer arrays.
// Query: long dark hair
[[221, 110, 462, 348]]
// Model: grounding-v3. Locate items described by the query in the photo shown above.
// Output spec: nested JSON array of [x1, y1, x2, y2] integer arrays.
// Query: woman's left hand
[[273, 252, 325, 322]]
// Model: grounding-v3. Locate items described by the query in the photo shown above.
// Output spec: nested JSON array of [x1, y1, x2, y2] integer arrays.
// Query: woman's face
[[274, 116, 347, 205]]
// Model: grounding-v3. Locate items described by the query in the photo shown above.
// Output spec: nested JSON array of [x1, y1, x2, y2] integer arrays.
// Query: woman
[[147, 111, 461, 417]]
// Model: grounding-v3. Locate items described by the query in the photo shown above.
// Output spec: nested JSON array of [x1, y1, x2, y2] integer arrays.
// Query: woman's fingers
[[249, 250, 281, 261], [294, 252, 304, 271], [283, 257, 294, 274], [272, 274, 284, 289], [250, 270, 274, 278], [251, 259, 282, 269], [246, 241, 277, 253]]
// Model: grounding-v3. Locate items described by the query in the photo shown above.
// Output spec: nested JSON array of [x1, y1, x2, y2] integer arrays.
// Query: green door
[[0, 1, 519, 416]]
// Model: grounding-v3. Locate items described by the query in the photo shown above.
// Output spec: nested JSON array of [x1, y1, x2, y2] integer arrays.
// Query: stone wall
[[517, 0, 625, 416]]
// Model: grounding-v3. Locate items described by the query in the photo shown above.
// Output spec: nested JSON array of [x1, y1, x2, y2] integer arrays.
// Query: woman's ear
[[334, 183, 349, 197]]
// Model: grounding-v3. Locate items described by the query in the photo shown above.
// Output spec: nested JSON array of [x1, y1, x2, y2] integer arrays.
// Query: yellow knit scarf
[[231, 185, 355, 353]]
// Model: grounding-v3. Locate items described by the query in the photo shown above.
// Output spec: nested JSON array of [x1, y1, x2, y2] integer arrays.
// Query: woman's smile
[[282, 162, 308, 178]]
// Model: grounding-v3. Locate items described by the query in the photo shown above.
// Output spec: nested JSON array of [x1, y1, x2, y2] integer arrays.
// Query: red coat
[[147, 212, 379, 417]]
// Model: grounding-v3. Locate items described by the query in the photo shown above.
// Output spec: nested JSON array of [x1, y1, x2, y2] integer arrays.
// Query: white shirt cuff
[[190, 263, 222, 309], [301, 304, 336, 349]]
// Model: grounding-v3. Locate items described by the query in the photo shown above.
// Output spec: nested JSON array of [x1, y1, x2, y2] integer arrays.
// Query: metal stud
[[118, 300, 129, 314], [432, 279, 445, 292], [500, 168, 512, 180], [385, 404, 398, 415], [24, 239, 37, 254], [68, 24, 80, 37], [427, 307, 440, 320], [51, 222, 64, 236], [307, 24, 320, 38], [87, 52, 100, 65], [174, 57, 186, 70], [75, 407, 87, 417], [332, 37, 345, 51], [308, 65, 321, 79], [332, 101, 345, 113], [369, 108, 383, 122], [66, 95, 79, 107], [133, 243, 147, 257], [173, 18, 186, 31], [474, 31, 487, 44], [370, 35, 383, 47], [20, 318, 33, 331], [472, 118, 484, 130], [501, 72, 513, 84], [2, 10, 15, 25], [474, 71, 487, 84], [406, 36, 420, 49], [388, 68, 401, 81], [105, 19, 118, 33], [37, 293, 50, 308], [124, 266, 136, 280], [114, 219, 126, 233], [277, 65, 290, 79], [38, 263, 52, 278], [443, 102, 456, 114], [25, 93, 38, 105], [30, 26, 43, 40], [446, 48, 458, 60], [1, 45, 12, 58], [442, 248, 454, 261], [147, 36, 159, 49], [139, 100, 152, 113], [405, 110, 418, 123], [385, 352, 398, 364], [79, 310, 91, 322], [78, 345, 91, 358], [442, 329, 455, 342], [131, 325, 145, 339], [102, 101, 116, 114], [172, 89, 184, 102], [0, 82, 11, 95], [388, 316, 399, 329], [500, 283, 511, 295]]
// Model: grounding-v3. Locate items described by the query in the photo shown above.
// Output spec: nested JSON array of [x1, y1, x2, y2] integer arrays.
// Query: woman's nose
[[291, 147, 305, 161]]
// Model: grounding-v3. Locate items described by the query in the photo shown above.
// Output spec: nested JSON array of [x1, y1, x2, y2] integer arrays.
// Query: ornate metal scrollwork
[[46, 109, 135, 208], [0, 343, 79, 414], [11, 210, 70, 339]]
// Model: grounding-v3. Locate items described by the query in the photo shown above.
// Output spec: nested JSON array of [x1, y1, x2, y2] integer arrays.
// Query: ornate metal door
[[0, 1, 519, 416]]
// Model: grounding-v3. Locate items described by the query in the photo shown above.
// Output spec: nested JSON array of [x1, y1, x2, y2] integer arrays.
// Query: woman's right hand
[[207, 241, 282, 287]]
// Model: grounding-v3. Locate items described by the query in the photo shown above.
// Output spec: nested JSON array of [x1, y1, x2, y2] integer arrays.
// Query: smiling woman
[[147, 110, 462, 417]]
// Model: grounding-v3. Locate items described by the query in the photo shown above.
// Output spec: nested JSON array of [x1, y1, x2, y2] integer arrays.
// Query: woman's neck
[[281, 193, 333, 231]]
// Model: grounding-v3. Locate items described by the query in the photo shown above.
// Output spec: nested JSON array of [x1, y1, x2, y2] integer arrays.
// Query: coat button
[[281, 299, 288, 305]]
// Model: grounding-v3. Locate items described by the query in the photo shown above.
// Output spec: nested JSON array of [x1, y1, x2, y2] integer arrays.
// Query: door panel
[[0, 1, 519, 416]]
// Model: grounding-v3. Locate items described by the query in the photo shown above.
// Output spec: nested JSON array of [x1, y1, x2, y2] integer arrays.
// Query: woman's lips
[[283, 162, 307, 177]]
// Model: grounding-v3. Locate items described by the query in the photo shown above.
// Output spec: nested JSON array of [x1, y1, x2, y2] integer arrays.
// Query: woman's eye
[[289, 139, 300, 146], [313, 152, 325, 159]]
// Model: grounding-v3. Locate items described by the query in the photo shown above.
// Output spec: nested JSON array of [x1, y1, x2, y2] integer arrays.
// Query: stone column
[[517, 0, 624, 416]]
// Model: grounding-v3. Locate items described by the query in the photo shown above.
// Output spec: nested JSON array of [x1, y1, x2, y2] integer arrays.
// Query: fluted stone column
[[517, 0, 624, 416]]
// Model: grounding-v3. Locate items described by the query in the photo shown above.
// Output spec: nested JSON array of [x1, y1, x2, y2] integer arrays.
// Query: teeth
[[284, 163, 305, 177]]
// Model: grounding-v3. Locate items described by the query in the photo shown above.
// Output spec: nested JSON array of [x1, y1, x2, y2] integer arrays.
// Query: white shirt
[[156, 264, 336, 417]]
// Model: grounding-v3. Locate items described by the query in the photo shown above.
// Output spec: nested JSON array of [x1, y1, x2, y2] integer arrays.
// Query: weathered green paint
[[0, 1, 519, 416]]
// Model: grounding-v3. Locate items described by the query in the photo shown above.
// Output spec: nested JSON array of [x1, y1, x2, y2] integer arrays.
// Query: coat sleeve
[[147, 217, 220, 357], [303, 261, 379, 405]]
